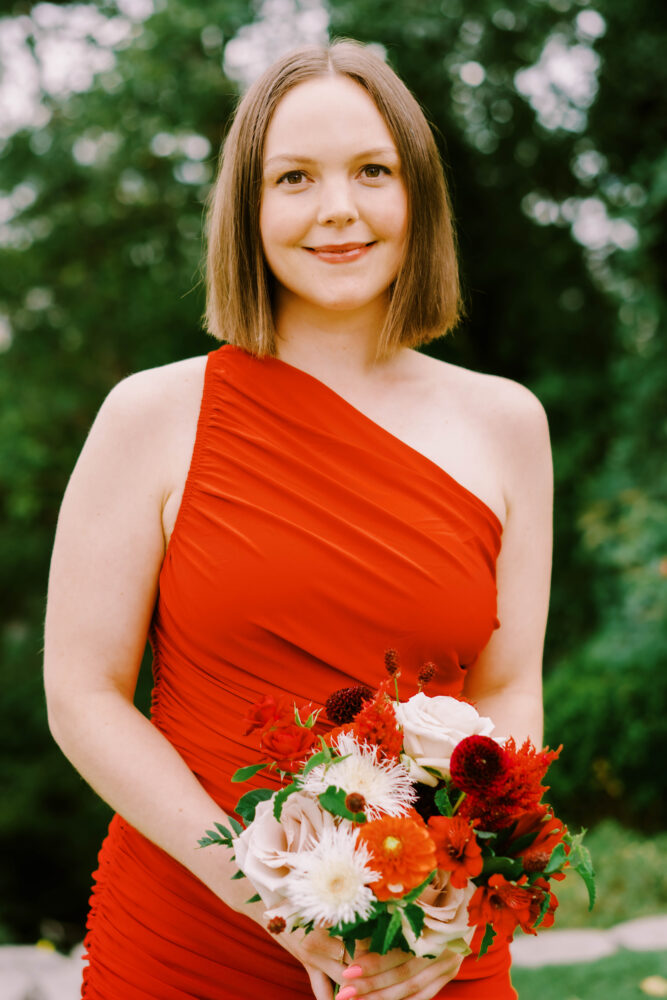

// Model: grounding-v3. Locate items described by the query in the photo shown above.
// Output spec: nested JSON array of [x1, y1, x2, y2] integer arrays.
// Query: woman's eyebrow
[[264, 147, 399, 168]]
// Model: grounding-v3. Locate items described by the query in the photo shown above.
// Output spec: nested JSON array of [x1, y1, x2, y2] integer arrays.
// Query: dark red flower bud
[[267, 916, 286, 934], [417, 661, 437, 689], [384, 648, 400, 676], [345, 792, 366, 814], [325, 685, 374, 726]]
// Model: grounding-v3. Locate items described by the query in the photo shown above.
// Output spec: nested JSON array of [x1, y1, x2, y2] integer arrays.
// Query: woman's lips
[[305, 242, 375, 263]]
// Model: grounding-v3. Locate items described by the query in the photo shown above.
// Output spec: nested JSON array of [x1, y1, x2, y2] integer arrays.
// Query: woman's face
[[260, 75, 408, 318]]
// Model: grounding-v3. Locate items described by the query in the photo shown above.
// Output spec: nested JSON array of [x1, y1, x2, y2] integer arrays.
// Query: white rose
[[234, 792, 336, 909], [399, 869, 476, 958], [394, 693, 495, 782]]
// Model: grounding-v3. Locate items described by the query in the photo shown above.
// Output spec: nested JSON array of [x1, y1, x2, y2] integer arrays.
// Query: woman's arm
[[463, 380, 554, 746], [43, 364, 264, 920]]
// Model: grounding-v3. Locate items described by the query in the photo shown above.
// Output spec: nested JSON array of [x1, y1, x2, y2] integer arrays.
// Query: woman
[[44, 40, 552, 1000]]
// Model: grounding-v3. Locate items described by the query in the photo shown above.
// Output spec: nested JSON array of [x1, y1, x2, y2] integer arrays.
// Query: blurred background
[[0, 0, 665, 980]]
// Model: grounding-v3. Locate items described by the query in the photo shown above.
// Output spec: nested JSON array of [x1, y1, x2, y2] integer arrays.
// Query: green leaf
[[543, 841, 569, 875], [565, 830, 596, 910], [235, 787, 274, 824], [230, 869, 246, 879], [232, 763, 268, 783], [227, 815, 244, 836], [382, 909, 403, 954], [532, 888, 552, 929], [477, 923, 496, 959], [480, 856, 524, 880], [273, 782, 299, 821], [402, 869, 438, 903], [245, 893, 262, 904], [300, 750, 332, 777], [403, 902, 424, 938], [318, 785, 367, 823], [434, 786, 454, 816]]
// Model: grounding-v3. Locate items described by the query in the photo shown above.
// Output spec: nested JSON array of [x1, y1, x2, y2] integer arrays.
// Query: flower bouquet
[[199, 651, 595, 964]]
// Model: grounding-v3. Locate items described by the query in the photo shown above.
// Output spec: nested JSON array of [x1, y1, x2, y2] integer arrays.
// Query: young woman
[[44, 40, 552, 1000]]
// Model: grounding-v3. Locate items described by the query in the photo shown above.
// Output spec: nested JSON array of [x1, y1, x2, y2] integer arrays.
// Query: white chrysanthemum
[[282, 824, 379, 927], [299, 733, 416, 819]]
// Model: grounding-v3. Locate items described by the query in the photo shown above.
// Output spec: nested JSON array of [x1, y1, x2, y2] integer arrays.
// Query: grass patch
[[553, 820, 667, 929], [512, 948, 667, 1000]]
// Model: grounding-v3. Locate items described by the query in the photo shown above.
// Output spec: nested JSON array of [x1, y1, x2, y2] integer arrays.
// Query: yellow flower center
[[382, 835, 402, 855]]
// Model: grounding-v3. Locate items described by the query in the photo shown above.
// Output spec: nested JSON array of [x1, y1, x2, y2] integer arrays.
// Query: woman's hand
[[259, 918, 463, 1000]]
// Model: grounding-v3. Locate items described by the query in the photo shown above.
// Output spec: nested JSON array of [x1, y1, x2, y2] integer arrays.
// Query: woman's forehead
[[263, 76, 398, 160]]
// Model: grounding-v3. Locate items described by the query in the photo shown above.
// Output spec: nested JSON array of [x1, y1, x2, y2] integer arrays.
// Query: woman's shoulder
[[416, 352, 550, 451], [101, 354, 208, 426]]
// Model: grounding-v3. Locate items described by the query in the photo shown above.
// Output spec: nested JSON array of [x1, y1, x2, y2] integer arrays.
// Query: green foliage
[[511, 949, 667, 1000], [553, 821, 667, 931]]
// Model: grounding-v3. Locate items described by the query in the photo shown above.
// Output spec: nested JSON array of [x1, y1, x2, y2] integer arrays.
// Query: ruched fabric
[[81, 344, 516, 999]]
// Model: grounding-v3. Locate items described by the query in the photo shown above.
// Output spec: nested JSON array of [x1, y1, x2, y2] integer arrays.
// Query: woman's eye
[[277, 170, 306, 185], [361, 164, 390, 179]]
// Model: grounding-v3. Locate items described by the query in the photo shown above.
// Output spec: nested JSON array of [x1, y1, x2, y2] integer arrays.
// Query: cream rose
[[394, 693, 495, 783], [399, 869, 476, 958], [233, 791, 336, 909]]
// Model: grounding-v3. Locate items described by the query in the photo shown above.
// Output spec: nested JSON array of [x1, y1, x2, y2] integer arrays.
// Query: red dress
[[81, 344, 516, 999]]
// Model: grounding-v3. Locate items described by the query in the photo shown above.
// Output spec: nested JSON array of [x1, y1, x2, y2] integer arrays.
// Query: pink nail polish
[[342, 965, 363, 979], [337, 987, 357, 1000]]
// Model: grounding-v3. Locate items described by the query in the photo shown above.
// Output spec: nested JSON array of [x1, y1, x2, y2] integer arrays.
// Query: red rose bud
[[450, 735, 511, 796], [345, 792, 366, 814], [259, 720, 317, 771], [242, 694, 289, 736], [417, 661, 437, 689], [267, 916, 286, 934], [384, 648, 400, 676]]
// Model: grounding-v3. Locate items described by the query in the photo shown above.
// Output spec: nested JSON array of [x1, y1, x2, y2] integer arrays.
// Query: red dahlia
[[450, 736, 511, 796]]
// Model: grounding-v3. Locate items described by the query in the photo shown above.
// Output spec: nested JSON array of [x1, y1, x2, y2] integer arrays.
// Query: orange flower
[[467, 874, 536, 941], [357, 810, 437, 901], [427, 815, 483, 888], [507, 809, 568, 873]]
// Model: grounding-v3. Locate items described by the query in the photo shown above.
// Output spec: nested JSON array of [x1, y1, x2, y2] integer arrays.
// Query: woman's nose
[[316, 179, 359, 226]]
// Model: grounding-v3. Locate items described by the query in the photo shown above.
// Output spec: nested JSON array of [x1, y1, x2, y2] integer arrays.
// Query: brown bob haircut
[[204, 39, 464, 361]]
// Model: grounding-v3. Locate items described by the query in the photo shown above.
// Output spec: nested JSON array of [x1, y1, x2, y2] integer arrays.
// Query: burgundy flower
[[325, 685, 373, 726], [450, 735, 511, 796]]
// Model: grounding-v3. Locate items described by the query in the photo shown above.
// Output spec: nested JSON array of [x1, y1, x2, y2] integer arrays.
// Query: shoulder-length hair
[[204, 39, 464, 361]]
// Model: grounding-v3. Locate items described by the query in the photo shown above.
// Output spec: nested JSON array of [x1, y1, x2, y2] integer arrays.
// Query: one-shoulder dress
[[81, 343, 516, 999]]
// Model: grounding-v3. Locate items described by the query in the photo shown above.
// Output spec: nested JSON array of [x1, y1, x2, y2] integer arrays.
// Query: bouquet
[[200, 651, 595, 964]]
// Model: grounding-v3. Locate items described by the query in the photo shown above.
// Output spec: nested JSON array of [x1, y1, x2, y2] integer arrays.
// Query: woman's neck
[[272, 291, 402, 384]]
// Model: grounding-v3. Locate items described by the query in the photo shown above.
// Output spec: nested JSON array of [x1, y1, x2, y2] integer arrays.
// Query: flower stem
[[452, 791, 467, 815]]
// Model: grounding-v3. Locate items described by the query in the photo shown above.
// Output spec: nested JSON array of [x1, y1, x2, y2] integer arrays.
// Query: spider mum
[[282, 825, 378, 927], [300, 733, 416, 820]]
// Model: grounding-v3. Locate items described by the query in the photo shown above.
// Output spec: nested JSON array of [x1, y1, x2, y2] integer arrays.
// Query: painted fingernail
[[337, 987, 358, 1000], [342, 965, 364, 979]]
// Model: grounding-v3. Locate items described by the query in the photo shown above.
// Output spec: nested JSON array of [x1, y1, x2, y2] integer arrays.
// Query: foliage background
[[0, 0, 665, 946]]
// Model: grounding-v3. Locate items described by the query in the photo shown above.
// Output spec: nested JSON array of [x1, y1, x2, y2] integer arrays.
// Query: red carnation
[[467, 874, 536, 941], [427, 815, 483, 888], [259, 719, 317, 772], [450, 736, 511, 797], [242, 694, 290, 736]]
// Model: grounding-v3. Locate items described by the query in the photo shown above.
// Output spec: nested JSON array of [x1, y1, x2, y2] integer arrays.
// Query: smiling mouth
[[304, 241, 376, 261]]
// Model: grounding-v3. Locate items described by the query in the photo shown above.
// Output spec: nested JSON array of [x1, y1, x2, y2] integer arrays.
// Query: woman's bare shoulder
[[101, 354, 208, 427], [418, 353, 550, 456]]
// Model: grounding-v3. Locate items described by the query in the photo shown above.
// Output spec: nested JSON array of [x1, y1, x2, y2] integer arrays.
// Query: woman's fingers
[[303, 962, 336, 1000], [347, 949, 463, 1000]]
